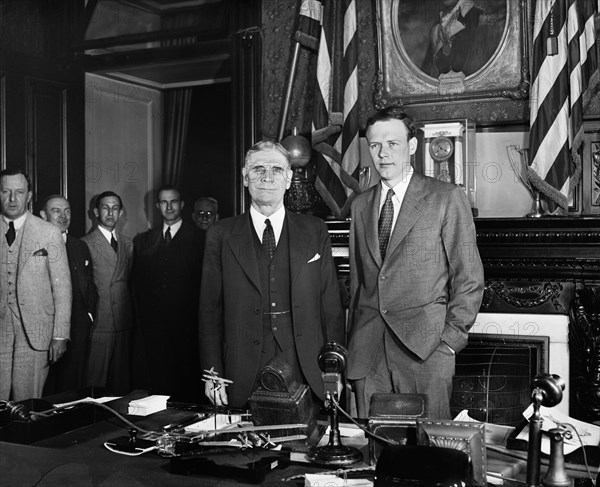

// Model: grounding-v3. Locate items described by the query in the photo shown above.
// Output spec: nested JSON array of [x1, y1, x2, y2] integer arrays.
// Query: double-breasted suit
[[0, 213, 71, 400], [199, 210, 345, 408], [44, 235, 98, 394], [82, 227, 133, 394], [348, 173, 484, 418], [133, 221, 204, 401]]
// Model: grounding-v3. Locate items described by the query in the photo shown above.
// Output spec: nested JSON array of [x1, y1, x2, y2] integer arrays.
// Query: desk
[[0, 408, 347, 487], [2, 406, 598, 486]]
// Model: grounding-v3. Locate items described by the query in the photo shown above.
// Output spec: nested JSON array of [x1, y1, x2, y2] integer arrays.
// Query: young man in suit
[[199, 141, 345, 408], [82, 191, 134, 395], [133, 185, 204, 402], [40, 195, 98, 394], [347, 108, 484, 420], [0, 169, 72, 400]]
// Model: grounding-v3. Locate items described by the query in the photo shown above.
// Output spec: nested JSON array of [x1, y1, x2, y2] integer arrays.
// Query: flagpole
[[276, 41, 302, 142]]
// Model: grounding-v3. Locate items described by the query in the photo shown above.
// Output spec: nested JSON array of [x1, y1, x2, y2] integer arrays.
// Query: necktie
[[378, 189, 395, 260], [5, 221, 15, 247], [262, 219, 276, 260], [164, 226, 172, 246], [110, 233, 118, 253]]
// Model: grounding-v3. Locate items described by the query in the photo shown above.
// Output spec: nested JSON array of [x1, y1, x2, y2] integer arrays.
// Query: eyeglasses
[[247, 165, 288, 180], [196, 210, 214, 217]]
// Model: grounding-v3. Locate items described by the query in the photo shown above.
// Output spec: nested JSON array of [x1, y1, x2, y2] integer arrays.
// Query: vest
[[254, 219, 293, 352], [0, 219, 25, 321]]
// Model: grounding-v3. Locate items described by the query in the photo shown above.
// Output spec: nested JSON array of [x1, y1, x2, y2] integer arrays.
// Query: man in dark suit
[[347, 108, 484, 420], [199, 141, 345, 408], [40, 195, 97, 394], [133, 185, 204, 402], [82, 191, 133, 395], [0, 169, 71, 400]]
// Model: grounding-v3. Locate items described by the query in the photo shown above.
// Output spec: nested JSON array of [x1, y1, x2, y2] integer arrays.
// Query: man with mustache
[[40, 195, 97, 394], [82, 191, 134, 395]]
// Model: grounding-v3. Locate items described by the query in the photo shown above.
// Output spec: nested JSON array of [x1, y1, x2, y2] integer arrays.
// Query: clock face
[[429, 136, 454, 161]]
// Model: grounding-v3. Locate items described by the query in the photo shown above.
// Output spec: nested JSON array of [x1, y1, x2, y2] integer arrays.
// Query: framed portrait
[[374, 0, 530, 115]]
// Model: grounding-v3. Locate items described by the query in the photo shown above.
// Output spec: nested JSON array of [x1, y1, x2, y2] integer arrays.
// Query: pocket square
[[33, 248, 48, 257], [85, 260, 90, 266], [307, 253, 320, 263]]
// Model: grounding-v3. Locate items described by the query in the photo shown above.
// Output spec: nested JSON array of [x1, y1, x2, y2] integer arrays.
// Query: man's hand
[[204, 380, 229, 406], [49, 339, 68, 364]]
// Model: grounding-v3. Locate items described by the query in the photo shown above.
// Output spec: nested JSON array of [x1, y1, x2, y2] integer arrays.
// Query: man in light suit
[[347, 108, 484, 420], [40, 195, 97, 394], [133, 185, 204, 402], [0, 169, 72, 401], [199, 141, 345, 408], [82, 191, 133, 395]]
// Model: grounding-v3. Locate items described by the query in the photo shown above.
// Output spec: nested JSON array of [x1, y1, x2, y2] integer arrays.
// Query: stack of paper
[[128, 395, 170, 416]]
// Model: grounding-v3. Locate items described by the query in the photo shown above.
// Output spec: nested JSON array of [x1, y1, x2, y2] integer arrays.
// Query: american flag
[[296, 0, 361, 218], [528, 0, 599, 212]]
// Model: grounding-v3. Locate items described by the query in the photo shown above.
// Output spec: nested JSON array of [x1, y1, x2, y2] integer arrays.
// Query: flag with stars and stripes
[[303, 0, 361, 219], [528, 0, 599, 212]]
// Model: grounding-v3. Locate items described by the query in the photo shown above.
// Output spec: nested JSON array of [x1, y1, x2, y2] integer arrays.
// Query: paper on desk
[[305, 473, 372, 487], [453, 409, 515, 446], [324, 424, 364, 438], [517, 404, 600, 454], [54, 396, 120, 408], [128, 395, 170, 416]]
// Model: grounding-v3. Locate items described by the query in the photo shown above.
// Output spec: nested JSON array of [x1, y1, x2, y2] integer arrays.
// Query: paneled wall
[[84, 73, 162, 239]]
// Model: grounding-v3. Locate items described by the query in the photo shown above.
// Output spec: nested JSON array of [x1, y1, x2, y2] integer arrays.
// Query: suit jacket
[[82, 228, 133, 332], [45, 235, 97, 393], [15, 213, 72, 350], [199, 210, 345, 406], [347, 173, 484, 380], [132, 221, 204, 399]]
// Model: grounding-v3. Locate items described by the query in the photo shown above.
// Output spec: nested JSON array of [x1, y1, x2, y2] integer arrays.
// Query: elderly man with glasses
[[199, 141, 345, 409]]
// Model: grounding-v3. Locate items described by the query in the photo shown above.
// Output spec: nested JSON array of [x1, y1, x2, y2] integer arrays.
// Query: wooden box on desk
[[367, 393, 428, 465]]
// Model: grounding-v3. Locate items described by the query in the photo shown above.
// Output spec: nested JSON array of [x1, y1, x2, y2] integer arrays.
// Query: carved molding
[[482, 282, 565, 312], [477, 230, 600, 244]]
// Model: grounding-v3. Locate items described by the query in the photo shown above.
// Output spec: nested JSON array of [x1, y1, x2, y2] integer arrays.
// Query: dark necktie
[[5, 221, 15, 247], [378, 189, 395, 260], [164, 226, 172, 246], [110, 233, 118, 253], [262, 219, 276, 260]]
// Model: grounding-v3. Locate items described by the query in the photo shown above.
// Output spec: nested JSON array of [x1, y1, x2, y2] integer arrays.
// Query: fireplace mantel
[[475, 217, 600, 282]]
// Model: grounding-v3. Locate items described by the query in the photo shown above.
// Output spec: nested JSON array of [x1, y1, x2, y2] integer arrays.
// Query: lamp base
[[307, 444, 363, 467]]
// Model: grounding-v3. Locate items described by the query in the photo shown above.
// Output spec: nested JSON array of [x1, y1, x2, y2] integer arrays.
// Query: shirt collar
[[249, 205, 286, 243], [163, 219, 182, 237], [2, 212, 28, 231], [98, 225, 115, 243]]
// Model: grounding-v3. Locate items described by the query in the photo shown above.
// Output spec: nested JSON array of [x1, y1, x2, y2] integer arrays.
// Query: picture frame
[[374, 0, 530, 121]]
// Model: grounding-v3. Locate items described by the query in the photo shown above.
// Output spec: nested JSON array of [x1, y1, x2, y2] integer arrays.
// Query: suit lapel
[[287, 211, 312, 286], [385, 173, 428, 258], [226, 213, 261, 293], [359, 185, 382, 265], [17, 213, 34, 273]]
